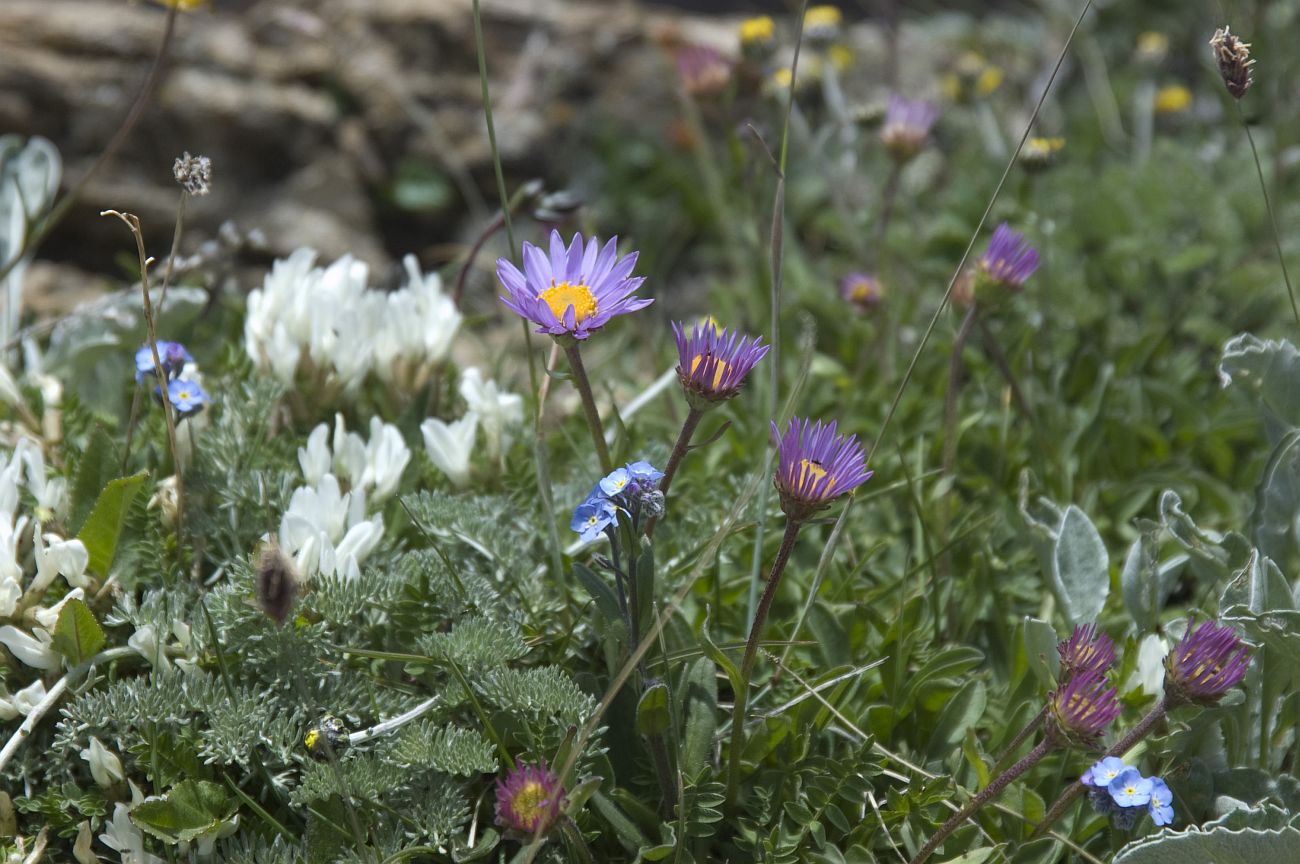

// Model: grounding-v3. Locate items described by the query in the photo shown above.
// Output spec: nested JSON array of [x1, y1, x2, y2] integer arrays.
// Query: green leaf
[[699, 607, 743, 700], [1250, 430, 1300, 563], [1218, 333, 1300, 426], [898, 647, 984, 715], [926, 679, 987, 761], [1051, 505, 1109, 625], [1023, 617, 1060, 689], [68, 425, 118, 534], [51, 598, 105, 665], [680, 657, 717, 779], [1120, 529, 1161, 631], [130, 780, 236, 844], [572, 562, 623, 623], [939, 849, 997, 864], [636, 683, 670, 737], [1112, 824, 1300, 864], [76, 472, 148, 575]]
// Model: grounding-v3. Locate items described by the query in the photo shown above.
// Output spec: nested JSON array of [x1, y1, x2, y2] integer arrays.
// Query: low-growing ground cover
[[0, 2, 1298, 862]]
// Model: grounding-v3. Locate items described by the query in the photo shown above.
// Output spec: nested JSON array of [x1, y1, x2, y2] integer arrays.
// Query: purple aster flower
[[497, 231, 650, 342], [977, 223, 1039, 290], [840, 272, 884, 312], [1165, 620, 1251, 705], [1048, 667, 1120, 743], [165, 379, 208, 418], [770, 417, 872, 520], [672, 321, 769, 408], [880, 95, 938, 162], [571, 495, 616, 543], [1148, 777, 1174, 826], [1058, 624, 1117, 680], [1082, 756, 1128, 788], [1108, 768, 1153, 808], [134, 341, 193, 382], [495, 759, 566, 836]]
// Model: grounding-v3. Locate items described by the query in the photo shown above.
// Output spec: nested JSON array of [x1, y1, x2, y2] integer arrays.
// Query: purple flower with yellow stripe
[[977, 223, 1039, 289], [880, 95, 938, 162], [495, 759, 566, 836], [1057, 623, 1116, 680], [771, 417, 871, 520], [1048, 667, 1120, 743], [672, 320, 769, 408], [497, 231, 650, 341], [1165, 620, 1251, 705]]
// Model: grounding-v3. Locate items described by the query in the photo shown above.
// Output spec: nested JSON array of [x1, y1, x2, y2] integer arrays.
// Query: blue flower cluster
[[135, 341, 210, 420], [1081, 757, 1174, 829], [570, 461, 665, 542]]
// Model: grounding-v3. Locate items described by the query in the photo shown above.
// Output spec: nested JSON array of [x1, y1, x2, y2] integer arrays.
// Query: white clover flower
[[0, 575, 20, 619], [361, 416, 410, 501], [330, 413, 368, 487], [8, 678, 47, 716], [279, 473, 384, 581], [0, 511, 28, 586], [0, 624, 59, 671], [0, 364, 22, 409], [1126, 633, 1170, 699], [421, 415, 477, 488], [32, 527, 90, 592], [100, 801, 164, 864], [460, 367, 523, 463], [127, 624, 171, 672], [20, 440, 67, 518], [298, 423, 332, 485], [80, 736, 125, 787], [0, 447, 23, 518]]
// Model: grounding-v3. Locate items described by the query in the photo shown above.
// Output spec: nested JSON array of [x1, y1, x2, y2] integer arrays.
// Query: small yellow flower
[[1136, 31, 1169, 64], [829, 44, 854, 71], [976, 65, 1004, 96], [153, 0, 209, 8], [739, 15, 775, 46], [805, 5, 843, 30], [1154, 84, 1192, 114], [1021, 136, 1065, 170]]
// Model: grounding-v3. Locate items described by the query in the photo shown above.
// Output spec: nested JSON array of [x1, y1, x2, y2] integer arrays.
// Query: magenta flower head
[[676, 44, 732, 97], [672, 320, 769, 409], [771, 417, 872, 521], [975, 223, 1039, 300], [1048, 667, 1120, 744], [840, 272, 884, 312], [1057, 623, 1117, 680], [497, 231, 650, 343], [1165, 620, 1251, 706], [495, 759, 567, 837], [880, 95, 938, 162]]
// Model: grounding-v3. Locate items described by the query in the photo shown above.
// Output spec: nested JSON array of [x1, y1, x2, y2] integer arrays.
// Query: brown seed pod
[[255, 544, 298, 626]]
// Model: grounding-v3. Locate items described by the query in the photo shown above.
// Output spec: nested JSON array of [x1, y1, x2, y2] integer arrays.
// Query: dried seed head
[[173, 151, 213, 196], [1209, 27, 1254, 101], [255, 544, 298, 626]]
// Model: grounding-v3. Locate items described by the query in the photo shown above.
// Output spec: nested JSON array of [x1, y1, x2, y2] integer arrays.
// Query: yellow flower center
[[585, 514, 601, 527], [1124, 785, 1138, 795], [739, 15, 774, 44], [805, 6, 842, 28], [797, 458, 834, 493], [177, 390, 191, 401], [690, 352, 730, 390], [511, 780, 550, 829], [540, 281, 597, 324]]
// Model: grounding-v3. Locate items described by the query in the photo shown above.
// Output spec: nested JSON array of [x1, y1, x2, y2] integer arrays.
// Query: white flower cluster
[[281, 415, 410, 580], [421, 367, 523, 488], [244, 249, 462, 393], [0, 439, 92, 718]]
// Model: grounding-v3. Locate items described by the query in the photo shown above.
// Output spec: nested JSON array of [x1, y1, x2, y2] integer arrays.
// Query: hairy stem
[[563, 343, 613, 474], [727, 517, 804, 810], [911, 738, 1055, 864], [645, 406, 702, 537]]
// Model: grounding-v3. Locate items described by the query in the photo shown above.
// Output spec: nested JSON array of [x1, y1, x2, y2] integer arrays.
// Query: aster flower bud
[[1047, 668, 1120, 745], [495, 760, 567, 837], [255, 544, 298, 627], [1056, 623, 1116, 680], [880, 95, 939, 163], [1164, 620, 1251, 705], [840, 272, 884, 312], [971, 223, 1039, 305], [671, 321, 769, 410], [173, 151, 212, 197], [1209, 27, 1254, 101]]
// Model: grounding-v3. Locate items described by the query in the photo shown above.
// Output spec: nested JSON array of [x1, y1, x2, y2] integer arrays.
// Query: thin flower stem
[[910, 738, 1056, 864], [645, 406, 702, 537], [727, 517, 804, 811], [995, 704, 1049, 769], [1032, 696, 1171, 838], [938, 303, 979, 604], [563, 343, 613, 474], [875, 163, 903, 265], [157, 189, 189, 308], [1238, 103, 1300, 330]]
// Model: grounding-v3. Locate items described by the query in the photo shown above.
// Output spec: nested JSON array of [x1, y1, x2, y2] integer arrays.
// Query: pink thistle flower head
[[771, 417, 872, 521], [1057, 623, 1117, 680], [1048, 667, 1120, 745], [495, 760, 567, 836], [1165, 620, 1251, 705], [672, 320, 769, 409], [497, 231, 651, 343]]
